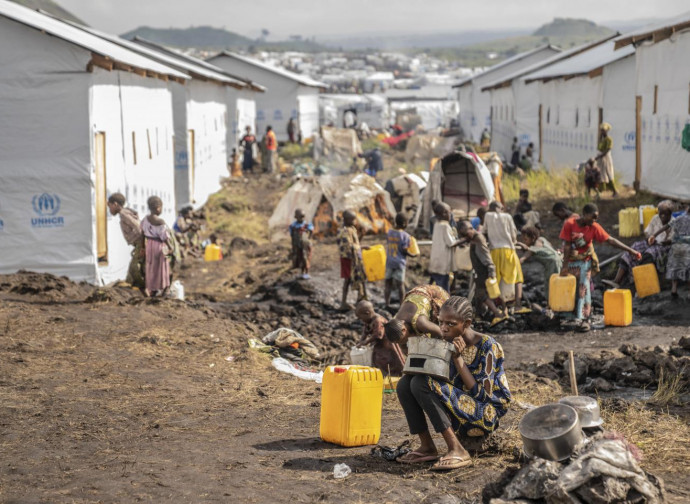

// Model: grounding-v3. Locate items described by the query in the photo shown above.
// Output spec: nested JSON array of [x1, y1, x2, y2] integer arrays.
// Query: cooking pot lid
[[559, 396, 598, 411], [519, 404, 579, 440]]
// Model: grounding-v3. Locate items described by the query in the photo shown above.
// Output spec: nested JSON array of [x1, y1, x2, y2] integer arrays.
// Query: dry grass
[[650, 368, 687, 407], [502, 167, 586, 206]]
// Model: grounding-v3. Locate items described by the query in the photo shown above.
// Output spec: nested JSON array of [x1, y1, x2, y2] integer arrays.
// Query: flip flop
[[430, 455, 473, 471], [396, 451, 440, 464], [489, 315, 508, 328], [513, 307, 533, 314]]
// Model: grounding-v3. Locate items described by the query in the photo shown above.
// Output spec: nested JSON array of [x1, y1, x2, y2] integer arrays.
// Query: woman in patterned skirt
[[396, 296, 511, 471]]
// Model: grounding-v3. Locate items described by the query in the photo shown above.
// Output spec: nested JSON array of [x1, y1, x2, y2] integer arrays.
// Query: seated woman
[[651, 205, 690, 298], [396, 296, 511, 471], [603, 200, 674, 290], [384, 285, 449, 345]]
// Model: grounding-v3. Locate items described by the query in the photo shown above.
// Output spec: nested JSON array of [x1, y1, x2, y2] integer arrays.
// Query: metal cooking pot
[[403, 337, 454, 382], [559, 396, 603, 428], [519, 403, 583, 461]]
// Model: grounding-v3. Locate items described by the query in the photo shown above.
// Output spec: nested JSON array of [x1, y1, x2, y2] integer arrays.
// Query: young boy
[[484, 201, 529, 313], [385, 213, 413, 308], [289, 208, 314, 279], [337, 210, 367, 310], [355, 300, 405, 376], [457, 220, 508, 325], [429, 202, 460, 293]]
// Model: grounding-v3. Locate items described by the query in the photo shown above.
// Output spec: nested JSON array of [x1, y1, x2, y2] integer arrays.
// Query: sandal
[[489, 315, 508, 328], [577, 321, 591, 333], [396, 451, 440, 464], [513, 307, 532, 315], [430, 455, 472, 471]]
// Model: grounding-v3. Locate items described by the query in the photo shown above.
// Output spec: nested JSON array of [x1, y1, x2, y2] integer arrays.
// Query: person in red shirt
[[263, 125, 277, 173], [559, 203, 641, 331]]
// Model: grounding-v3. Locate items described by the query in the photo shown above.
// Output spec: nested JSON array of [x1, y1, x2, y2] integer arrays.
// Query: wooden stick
[[568, 350, 578, 396]]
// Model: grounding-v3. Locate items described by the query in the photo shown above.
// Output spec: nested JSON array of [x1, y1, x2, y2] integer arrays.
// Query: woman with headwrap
[[596, 123, 618, 197]]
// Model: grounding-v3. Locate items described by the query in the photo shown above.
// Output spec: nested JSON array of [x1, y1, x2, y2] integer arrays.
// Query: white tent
[[207, 52, 325, 142], [523, 40, 636, 182], [482, 37, 617, 164], [453, 45, 561, 142], [0, 0, 186, 284], [420, 152, 496, 231], [319, 94, 389, 129], [388, 99, 460, 130], [615, 13, 690, 199]]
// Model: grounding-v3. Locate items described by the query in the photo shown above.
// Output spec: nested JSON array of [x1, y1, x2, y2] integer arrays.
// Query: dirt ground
[[2, 170, 690, 503]]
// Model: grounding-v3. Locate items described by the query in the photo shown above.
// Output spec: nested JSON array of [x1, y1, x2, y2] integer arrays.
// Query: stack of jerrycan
[[320, 365, 383, 447]]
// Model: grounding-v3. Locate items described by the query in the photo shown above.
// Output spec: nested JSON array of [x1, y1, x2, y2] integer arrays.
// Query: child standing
[[517, 226, 562, 304], [355, 301, 405, 376], [429, 202, 460, 293], [484, 201, 528, 312], [385, 213, 414, 308], [289, 208, 314, 279], [337, 210, 367, 310]]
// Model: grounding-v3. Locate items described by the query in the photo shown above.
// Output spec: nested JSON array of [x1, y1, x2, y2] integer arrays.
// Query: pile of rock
[[519, 338, 690, 393]]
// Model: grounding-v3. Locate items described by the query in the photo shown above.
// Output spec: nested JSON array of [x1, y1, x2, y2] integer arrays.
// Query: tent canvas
[[0, 1, 180, 285], [420, 152, 495, 231], [319, 126, 363, 163], [268, 174, 396, 241]]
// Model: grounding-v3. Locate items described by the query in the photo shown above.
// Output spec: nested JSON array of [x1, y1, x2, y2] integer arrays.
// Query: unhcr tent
[[319, 94, 389, 129], [419, 152, 495, 231], [268, 174, 396, 241], [0, 0, 185, 284], [319, 126, 363, 163], [615, 13, 690, 199]]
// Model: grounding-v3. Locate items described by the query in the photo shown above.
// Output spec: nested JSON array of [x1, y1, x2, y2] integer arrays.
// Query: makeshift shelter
[[482, 37, 616, 164], [389, 98, 459, 131], [319, 126, 363, 163], [318, 94, 389, 129], [615, 13, 690, 199], [0, 0, 186, 284], [268, 174, 396, 241], [453, 45, 561, 142], [523, 39, 636, 182], [404, 134, 459, 167], [207, 52, 325, 142], [419, 152, 495, 231]]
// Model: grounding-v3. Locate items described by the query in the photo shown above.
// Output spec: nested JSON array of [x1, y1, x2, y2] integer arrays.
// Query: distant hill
[[9, 0, 84, 24], [533, 18, 615, 38], [121, 25, 328, 52]]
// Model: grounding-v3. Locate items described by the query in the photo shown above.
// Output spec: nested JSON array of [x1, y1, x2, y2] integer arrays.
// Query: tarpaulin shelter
[[481, 36, 616, 165], [268, 174, 396, 241], [0, 0, 186, 284], [615, 12, 690, 199], [319, 126, 363, 163], [318, 94, 389, 129], [453, 45, 561, 142], [207, 52, 325, 143], [523, 38, 636, 182], [404, 134, 459, 167], [419, 152, 495, 231]]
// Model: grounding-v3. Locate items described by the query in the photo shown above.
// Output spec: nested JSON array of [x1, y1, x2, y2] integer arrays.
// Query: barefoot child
[[289, 208, 313, 279], [385, 213, 414, 308], [355, 301, 405, 376], [337, 210, 367, 310], [396, 296, 511, 471], [429, 202, 461, 293]]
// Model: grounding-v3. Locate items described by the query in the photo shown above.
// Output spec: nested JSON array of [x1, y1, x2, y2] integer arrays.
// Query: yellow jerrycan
[[320, 365, 383, 447], [362, 244, 386, 282], [618, 208, 641, 238], [640, 205, 658, 231], [604, 289, 633, 327], [549, 274, 577, 312], [407, 236, 420, 256], [204, 244, 222, 262], [485, 278, 501, 299], [632, 263, 660, 298]]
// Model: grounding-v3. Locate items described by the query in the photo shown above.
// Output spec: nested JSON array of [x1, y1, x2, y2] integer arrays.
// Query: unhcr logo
[[623, 131, 636, 152], [31, 193, 64, 228]]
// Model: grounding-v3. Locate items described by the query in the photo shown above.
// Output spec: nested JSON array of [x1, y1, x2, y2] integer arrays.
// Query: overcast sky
[[59, 0, 688, 38]]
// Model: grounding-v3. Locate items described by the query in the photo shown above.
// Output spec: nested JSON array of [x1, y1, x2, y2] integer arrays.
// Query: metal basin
[[403, 337, 454, 382], [519, 403, 583, 461], [559, 396, 603, 428]]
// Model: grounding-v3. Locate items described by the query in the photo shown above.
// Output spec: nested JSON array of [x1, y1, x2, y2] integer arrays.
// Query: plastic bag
[[333, 463, 351, 479]]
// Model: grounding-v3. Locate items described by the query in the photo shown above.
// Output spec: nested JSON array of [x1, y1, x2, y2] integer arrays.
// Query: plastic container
[[204, 243, 223, 262], [350, 346, 373, 366], [618, 208, 641, 238], [407, 236, 420, 256], [632, 263, 660, 298], [485, 278, 500, 299], [320, 365, 383, 447], [549, 274, 577, 312], [604, 289, 633, 327], [362, 244, 386, 282], [640, 205, 658, 231]]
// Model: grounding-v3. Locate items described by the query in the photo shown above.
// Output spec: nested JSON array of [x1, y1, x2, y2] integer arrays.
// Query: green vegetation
[[279, 143, 312, 162], [502, 168, 586, 206]]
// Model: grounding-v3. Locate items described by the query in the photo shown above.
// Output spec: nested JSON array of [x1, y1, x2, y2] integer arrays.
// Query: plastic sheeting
[[389, 100, 459, 130], [404, 134, 458, 167], [634, 32, 690, 199], [268, 174, 396, 241], [320, 126, 363, 162]]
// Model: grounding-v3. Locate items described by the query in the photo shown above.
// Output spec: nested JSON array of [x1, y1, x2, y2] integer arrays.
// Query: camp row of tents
[[0, 0, 326, 285], [455, 12, 690, 201]]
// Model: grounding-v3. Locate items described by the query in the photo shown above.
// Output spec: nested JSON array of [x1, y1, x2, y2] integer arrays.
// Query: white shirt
[[645, 214, 673, 242], [484, 211, 517, 250], [429, 220, 456, 274]]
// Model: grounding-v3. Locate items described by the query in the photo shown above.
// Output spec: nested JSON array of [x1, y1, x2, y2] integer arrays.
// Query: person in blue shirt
[[385, 213, 416, 308], [289, 209, 314, 279], [359, 148, 383, 178]]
